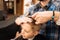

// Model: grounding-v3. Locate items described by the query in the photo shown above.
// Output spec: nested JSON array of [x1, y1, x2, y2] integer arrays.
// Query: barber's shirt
[[25, 1, 60, 40]]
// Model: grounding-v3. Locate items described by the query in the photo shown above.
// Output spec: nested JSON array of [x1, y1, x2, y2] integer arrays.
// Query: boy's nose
[[21, 30, 25, 34]]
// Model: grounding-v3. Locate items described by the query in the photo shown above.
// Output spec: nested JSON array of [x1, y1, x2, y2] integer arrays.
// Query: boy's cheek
[[22, 34, 29, 39], [22, 33, 34, 39]]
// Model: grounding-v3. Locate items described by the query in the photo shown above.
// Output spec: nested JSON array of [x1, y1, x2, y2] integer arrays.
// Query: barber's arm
[[31, 11, 60, 24], [31, 11, 53, 24]]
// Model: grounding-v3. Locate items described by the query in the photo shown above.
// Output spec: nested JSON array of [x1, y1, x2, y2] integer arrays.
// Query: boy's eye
[[24, 29, 32, 33], [25, 30, 30, 33]]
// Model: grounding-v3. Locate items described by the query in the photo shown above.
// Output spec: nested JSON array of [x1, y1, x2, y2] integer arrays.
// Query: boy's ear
[[34, 31, 39, 36]]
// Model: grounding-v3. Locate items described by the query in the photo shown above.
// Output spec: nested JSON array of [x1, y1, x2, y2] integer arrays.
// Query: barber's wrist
[[51, 11, 55, 21]]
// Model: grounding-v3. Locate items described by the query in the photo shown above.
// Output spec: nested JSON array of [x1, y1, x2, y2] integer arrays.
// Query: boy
[[15, 17, 48, 40]]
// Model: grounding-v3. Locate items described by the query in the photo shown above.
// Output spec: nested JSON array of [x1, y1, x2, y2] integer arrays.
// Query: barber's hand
[[15, 17, 33, 25], [32, 11, 53, 24], [56, 16, 60, 26], [54, 11, 60, 25]]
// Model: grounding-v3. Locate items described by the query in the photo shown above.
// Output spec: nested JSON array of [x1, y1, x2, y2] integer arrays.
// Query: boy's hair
[[27, 17, 41, 32], [38, 0, 44, 1], [31, 24, 41, 32], [27, 21, 41, 32]]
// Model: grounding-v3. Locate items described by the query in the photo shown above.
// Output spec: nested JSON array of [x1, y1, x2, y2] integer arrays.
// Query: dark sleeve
[[39, 35, 49, 40], [34, 34, 49, 40]]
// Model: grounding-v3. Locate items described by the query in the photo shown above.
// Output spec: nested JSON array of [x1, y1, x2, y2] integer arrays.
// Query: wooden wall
[[0, 0, 4, 10], [16, 0, 24, 16]]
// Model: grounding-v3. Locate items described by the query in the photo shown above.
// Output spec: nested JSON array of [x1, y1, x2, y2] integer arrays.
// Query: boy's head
[[20, 21, 41, 39]]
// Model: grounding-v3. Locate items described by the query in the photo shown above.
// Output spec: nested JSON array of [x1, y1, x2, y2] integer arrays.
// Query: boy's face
[[21, 23, 35, 39]]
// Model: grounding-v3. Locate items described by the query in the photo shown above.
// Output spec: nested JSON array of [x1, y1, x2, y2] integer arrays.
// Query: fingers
[[34, 15, 49, 24], [31, 13, 38, 18], [31, 12, 41, 24], [23, 17, 33, 22], [15, 17, 33, 25], [35, 17, 42, 24], [15, 17, 22, 25]]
